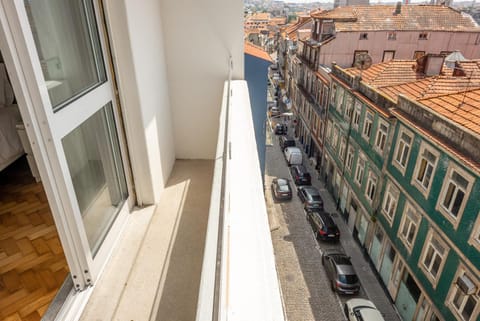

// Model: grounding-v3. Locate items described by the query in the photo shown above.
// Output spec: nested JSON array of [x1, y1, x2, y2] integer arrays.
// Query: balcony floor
[[80, 159, 213, 321]]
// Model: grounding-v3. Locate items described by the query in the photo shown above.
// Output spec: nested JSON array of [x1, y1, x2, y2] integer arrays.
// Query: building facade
[[324, 57, 480, 321]]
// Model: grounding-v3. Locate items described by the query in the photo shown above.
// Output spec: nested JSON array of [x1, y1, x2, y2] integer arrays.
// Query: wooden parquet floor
[[0, 157, 69, 321]]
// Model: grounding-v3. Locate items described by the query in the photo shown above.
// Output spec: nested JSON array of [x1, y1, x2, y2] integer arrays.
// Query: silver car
[[322, 249, 360, 295]]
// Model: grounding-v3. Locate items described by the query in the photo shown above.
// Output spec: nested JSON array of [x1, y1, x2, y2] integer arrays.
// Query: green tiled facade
[[324, 66, 480, 321]]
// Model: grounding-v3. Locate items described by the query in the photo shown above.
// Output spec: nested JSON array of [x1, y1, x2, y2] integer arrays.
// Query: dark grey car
[[297, 186, 323, 210], [322, 250, 360, 295]]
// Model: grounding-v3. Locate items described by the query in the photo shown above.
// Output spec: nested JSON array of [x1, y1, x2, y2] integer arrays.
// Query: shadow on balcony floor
[[80, 159, 213, 321], [152, 159, 214, 321]]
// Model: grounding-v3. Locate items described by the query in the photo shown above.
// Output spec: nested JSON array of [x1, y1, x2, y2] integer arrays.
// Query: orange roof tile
[[311, 5, 480, 32], [244, 42, 273, 63], [340, 58, 480, 137]]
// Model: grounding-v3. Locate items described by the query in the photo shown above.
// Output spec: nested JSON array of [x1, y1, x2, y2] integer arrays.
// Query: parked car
[[279, 135, 295, 151], [306, 209, 340, 242], [297, 186, 323, 210], [322, 249, 360, 295], [271, 178, 292, 201], [274, 123, 287, 135], [344, 299, 385, 321], [284, 146, 302, 166], [289, 165, 311, 186], [269, 106, 281, 117]]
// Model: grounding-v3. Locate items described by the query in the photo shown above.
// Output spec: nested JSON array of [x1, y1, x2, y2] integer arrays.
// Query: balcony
[[79, 81, 285, 321]]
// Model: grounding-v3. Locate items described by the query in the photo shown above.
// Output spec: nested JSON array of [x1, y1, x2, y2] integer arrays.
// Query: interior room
[[0, 56, 69, 321]]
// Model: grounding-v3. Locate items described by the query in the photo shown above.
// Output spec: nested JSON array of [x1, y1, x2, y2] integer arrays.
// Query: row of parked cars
[[271, 125, 386, 321]]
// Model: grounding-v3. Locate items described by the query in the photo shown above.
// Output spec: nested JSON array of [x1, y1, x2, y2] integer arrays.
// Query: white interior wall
[[104, 0, 175, 204], [160, 0, 244, 159]]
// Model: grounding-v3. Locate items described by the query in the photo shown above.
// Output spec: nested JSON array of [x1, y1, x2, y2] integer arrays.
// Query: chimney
[[394, 2, 402, 15]]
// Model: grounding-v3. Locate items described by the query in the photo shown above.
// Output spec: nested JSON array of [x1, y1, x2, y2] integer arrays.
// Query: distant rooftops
[[311, 5, 480, 32]]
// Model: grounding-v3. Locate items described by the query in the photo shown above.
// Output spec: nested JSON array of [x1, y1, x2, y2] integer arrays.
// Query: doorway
[[0, 0, 134, 318]]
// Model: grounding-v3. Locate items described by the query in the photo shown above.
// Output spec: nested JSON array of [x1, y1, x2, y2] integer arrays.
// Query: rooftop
[[341, 58, 480, 137], [245, 42, 273, 62], [311, 5, 480, 32]]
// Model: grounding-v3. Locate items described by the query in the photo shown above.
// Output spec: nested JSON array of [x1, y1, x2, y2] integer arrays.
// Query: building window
[[346, 146, 355, 172], [365, 171, 378, 203], [398, 203, 420, 252], [468, 213, 480, 252], [326, 120, 333, 141], [393, 126, 413, 175], [353, 50, 368, 67], [436, 163, 474, 228], [420, 230, 449, 286], [382, 182, 399, 225], [353, 101, 362, 130], [387, 32, 396, 40], [355, 156, 365, 186], [374, 120, 389, 154], [412, 143, 439, 198], [330, 83, 337, 106], [344, 95, 353, 121], [362, 111, 374, 141], [419, 32, 428, 40], [336, 87, 345, 112], [447, 267, 479, 321], [360, 33, 368, 40], [332, 126, 339, 150], [339, 137, 347, 161], [383, 50, 395, 62], [414, 51, 426, 60]]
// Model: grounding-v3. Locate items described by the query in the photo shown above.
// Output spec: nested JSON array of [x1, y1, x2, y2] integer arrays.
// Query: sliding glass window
[[25, 0, 106, 109]]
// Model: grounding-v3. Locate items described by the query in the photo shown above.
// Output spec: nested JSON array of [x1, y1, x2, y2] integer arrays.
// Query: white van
[[284, 147, 302, 166]]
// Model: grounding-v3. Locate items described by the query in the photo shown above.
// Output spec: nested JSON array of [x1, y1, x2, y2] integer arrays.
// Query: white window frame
[[336, 87, 345, 112], [332, 125, 339, 150], [436, 162, 475, 229], [355, 155, 365, 186], [446, 265, 480, 321], [362, 111, 374, 141], [468, 212, 480, 252], [374, 119, 389, 154], [382, 182, 399, 226], [330, 83, 337, 107], [346, 145, 355, 173], [339, 136, 347, 161], [326, 119, 333, 141], [353, 101, 362, 130], [365, 171, 378, 204], [419, 229, 449, 287], [392, 125, 414, 175], [344, 94, 353, 121], [398, 202, 421, 253], [412, 142, 440, 199]]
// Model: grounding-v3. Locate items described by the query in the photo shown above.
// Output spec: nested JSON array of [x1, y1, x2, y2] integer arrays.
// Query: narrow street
[[265, 135, 365, 321], [265, 125, 401, 321]]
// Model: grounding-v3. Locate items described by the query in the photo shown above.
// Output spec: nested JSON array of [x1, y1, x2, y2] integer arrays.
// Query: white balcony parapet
[[196, 80, 285, 321]]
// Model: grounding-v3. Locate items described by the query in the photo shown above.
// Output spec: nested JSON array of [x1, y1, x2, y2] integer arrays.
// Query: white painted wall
[[104, 0, 175, 205], [320, 31, 480, 68], [160, 0, 244, 159]]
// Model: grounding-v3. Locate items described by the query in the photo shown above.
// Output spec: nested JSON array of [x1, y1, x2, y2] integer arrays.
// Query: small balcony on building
[[79, 80, 285, 321]]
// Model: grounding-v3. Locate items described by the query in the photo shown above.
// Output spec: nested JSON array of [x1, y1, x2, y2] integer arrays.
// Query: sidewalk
[[299, 142, 402, 321]]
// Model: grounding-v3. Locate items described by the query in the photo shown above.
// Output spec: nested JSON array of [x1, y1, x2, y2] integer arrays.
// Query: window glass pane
[[25, 0, 106, 109], [62, 103, 127, 256], [463, 296, 476, 320]]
